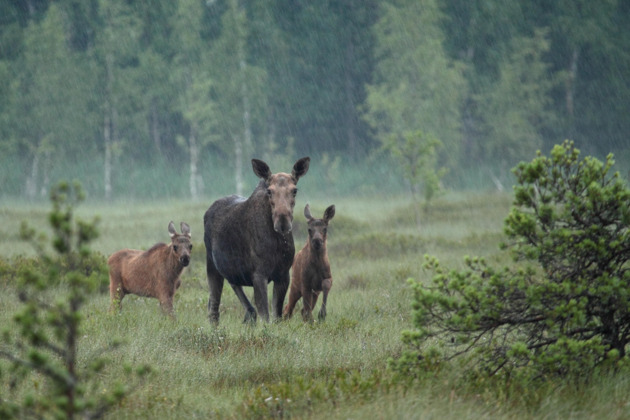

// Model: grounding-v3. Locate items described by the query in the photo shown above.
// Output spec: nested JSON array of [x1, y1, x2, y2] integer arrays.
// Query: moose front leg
[[318, 277, 332, 321], [252, 273, 270, 322], [159, 294, 175, 318], [109, 285, 125, 313], [301, 289, 318, 322], [273, 271, 290, 320]]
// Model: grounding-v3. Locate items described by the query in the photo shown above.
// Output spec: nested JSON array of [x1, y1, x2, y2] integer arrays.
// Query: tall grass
[[1, 191, 628, 419]]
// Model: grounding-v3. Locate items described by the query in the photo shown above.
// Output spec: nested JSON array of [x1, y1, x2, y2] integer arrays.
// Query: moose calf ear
[[292, 157, 310, 181], [168, 221, 177, 238], [252, 159, 272, 180], [304, 204, 313, 220], [180, 222, 191, 237], [324, 205, 335, 222]]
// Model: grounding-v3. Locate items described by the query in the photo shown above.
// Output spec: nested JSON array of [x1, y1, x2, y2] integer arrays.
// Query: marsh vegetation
[[1, 183, 628, 418]]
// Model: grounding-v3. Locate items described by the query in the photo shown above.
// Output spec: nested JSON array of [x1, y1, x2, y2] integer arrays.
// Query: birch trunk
[[189, 124, 201, 200], [232, 0, 250, 196], [151, 102, 161, 154], [25, 152, 40, 200], [104, 112, 112, 201], [234, 135, 243, 196], [104, 52, 115, 201], [565, 48, 578, 117], [240, 58, 252, 160], [565, 47, 579, 141]]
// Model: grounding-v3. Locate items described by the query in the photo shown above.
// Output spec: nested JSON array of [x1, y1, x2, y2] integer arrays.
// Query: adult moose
[[204, 157, 310, 323]]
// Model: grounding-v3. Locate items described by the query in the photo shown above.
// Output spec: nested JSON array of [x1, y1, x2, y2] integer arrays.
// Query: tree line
[[0, 0, 628, 200]]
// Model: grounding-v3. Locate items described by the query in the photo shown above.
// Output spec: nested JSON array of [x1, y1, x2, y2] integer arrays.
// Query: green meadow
[[1, 192, 629, 419]]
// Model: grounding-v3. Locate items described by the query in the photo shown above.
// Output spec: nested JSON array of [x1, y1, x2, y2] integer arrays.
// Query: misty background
[[0, 0, 628, 202]]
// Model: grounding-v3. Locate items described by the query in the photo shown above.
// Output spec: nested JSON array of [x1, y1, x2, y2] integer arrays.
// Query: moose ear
[[252, 159, 272, 181], [168, 221, 177, 238], [292, 157, 310, 182], [304, 204, 313, 221], [324, 205, 335, 222], [180, 222, 191, 237]]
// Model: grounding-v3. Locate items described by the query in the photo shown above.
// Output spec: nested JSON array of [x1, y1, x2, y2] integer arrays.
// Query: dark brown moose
[[204, 157, 310, 323], [108, 221, 192, 316], [283, 204, 335, 322]]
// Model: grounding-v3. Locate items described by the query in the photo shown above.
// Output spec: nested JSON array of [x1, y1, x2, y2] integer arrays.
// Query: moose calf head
[[168, 221, 192, 267], [304, 204, 335, 251]]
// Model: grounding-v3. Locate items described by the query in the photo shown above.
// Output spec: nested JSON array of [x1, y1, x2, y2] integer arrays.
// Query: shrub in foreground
[[393, 141, 630, 383], [0, 181, 149, 419]]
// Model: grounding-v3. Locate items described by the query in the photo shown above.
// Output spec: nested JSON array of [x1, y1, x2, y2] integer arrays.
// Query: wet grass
[[1, 191, 628, 419]]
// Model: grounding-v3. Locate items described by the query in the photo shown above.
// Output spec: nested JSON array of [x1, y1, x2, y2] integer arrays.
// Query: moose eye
[[292, 188, 298, 197], [266, 188, 272, 197], [189, 244, 193, 250], [173, 245, 179, 252]]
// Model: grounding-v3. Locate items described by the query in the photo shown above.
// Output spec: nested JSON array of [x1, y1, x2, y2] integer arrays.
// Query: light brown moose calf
[[108, 221, 192, 316], [283, 204, 335, 322]]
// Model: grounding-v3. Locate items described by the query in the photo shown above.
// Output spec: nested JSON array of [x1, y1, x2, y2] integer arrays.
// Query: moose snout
[[311, 237, 323, 250], [274, 217, 293, 235], [180, 255, 190, 267]]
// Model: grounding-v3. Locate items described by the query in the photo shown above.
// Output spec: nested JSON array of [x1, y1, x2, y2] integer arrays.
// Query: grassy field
[[1, 191, 629, 419]]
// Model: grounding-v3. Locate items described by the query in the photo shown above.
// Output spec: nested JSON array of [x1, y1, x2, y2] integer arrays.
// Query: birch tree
[[364, 0, 466, 169], [17, 5, 68, 199], [480, 29, 556, 186], [209, 0, 267, 195], [172, 0, 219, 200], [94, 0, 141, 200]]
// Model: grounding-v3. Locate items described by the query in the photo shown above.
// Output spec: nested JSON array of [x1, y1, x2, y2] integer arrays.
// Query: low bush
[[392, 141, 630, 386]]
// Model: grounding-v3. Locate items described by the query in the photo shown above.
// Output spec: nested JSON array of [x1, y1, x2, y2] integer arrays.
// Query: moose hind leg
[[231, 283, 258, 323], [207, 266, 224, 324]]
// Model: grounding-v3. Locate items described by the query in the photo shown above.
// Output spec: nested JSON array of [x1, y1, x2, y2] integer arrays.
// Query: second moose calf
[[108, 221, 192, 317], [283, 204, 335, 322]]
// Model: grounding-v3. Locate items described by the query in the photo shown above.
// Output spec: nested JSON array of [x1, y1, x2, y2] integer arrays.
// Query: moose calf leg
[[301, 290, 318, 322], [109, 280, 124, 313], [318, 278, 332, 321], [283, 285, 302, 319], [159, 293, 175, 318]]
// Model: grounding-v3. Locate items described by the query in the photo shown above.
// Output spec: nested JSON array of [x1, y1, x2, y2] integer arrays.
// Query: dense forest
[[0, 0, 628, 200]]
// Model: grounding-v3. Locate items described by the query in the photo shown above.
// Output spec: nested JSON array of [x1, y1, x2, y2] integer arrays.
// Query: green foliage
[[332, 231, 426, 260], [365, 0, 466, 167], [1, 1, 629, 199], [382, 130, 447, 219], [394, 141, 630, 384], [0, 252, 109, 293], [480, 28, 557, 169], [2, 189, 630, 418], [241, 368, 389, 419], [0, 181, 150, 419]]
